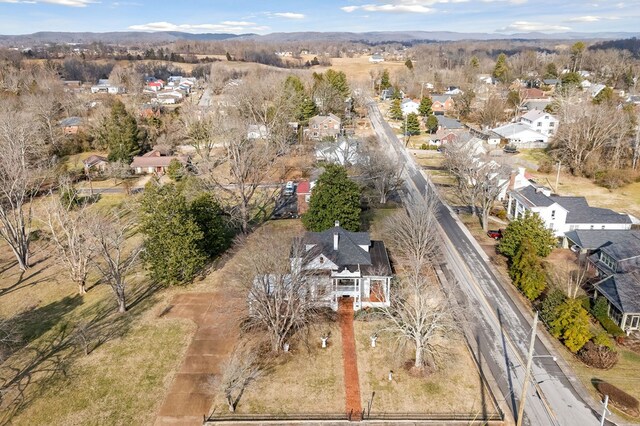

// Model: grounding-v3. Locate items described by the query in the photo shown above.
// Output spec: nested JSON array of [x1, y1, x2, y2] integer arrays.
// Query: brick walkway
[[154, 292, 240, 426], [338, 297, 363, 421]]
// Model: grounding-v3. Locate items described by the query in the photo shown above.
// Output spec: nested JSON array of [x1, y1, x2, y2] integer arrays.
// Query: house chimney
[[333, 232, 339, 251], [334, 220, 340, 227]]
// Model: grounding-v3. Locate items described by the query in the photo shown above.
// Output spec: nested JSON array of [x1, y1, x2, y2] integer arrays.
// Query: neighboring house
[[477, 74, 497, 84], [519, 88, 547, 100], [369, 54, 384, 63], [82, 155, 108, 174], [625, 95, 640, 105], [507, 175, 632, 239], [445, 87, 463, 96], [247, 124, 269, 140], [294, 221, 393, 311], [59, 117, 83, 135], [570, 230, 640, 333], [436, 115, 464, 132], [316, 137, 359, 166], [491, 123, 548, 148], [431, 95, 455, 115], [307, 114, 342, 140], [91, 79, 125, 94], [380, 88, 404, 101], [523, 99, 552, 111], [518, 110, 559, 136], [130, 149, 189, 174], [400, 98, 420, 116], [296, 180, 315, 215]]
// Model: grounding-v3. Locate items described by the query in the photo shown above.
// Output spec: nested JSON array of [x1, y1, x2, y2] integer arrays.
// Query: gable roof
[[521, 110, 556, 122], [595, 271, 640, 314], [550, 196, 631, 225], [59, 117, 82, 127], [566, 230, 640, 250], [309, 114, 341, 125], [431, 95, 452, 104], [492, 123, 547, 139], [511, 185, 556, 208], [83, 154, 107, 167], [302, 225, 372, 267], [436, 115, 463, 129]]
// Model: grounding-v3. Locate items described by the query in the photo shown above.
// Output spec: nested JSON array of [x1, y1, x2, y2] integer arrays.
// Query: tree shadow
[[498, 309, 518, 420]]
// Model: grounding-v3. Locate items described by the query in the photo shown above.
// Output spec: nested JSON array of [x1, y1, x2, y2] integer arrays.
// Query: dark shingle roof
[[436, 115, 463, 129], [595, 271, 640, 314], [566, 230, 640, 250], [303, 226, 372, 267], [361, 241, 392, 276], [600, 233, 640, 262], [513, 185, 555, 207], [59, 117, 82, 127], [550, 196, 631, 224]]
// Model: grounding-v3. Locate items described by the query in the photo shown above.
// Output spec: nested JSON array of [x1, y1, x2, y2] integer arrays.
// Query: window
[[590, 225, 595, 230], [599, 252, 617, 271], [601, 225, 606, 230], [537, 122, 542, 127], [551, 210, 556, 219], [550, 122, 555, 127]]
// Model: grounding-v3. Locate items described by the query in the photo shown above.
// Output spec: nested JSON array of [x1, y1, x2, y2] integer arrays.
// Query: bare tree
[[44, 185, 96, 295], [384, 195, 440, 278], [240, 232, 324, 352], [108, 65, 143, 95], [361, 144, 404, 204], [89, 210, 142, 313], [443, 137, 509, 231], [380, 269, 456, 370], [0, 102, 48, 271], [218, 340, 264, 412], [199, 131, 279, 234], [179, 103, 224, 159]]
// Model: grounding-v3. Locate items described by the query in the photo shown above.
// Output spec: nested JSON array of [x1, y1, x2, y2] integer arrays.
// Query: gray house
[[294, 222, 393, 311], [581, 230, 640, 333]]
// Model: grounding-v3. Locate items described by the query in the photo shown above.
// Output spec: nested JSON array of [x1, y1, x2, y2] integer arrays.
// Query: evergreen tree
[[391, 87, 402, 100], [380, 69, 391, 91], [560, 71, 582, 89], [102, 100, 142, 163], [592, 86, 615, 105], [510, 238, 546, 300], [389, 99, 403, 120], [498, 211, 557, 259], [541, 289, 566, 324], [492, 53, 509, 83], [404, 59, 414, 70], [470, 56, 480, 69], [167, 159, 185, 181], [544, 63, 558, 78], [325, 69, 350, 99], [549, 298, 591, 352], [418, 97, 433, 117], [302, 164, 361, 232], [426, 114, 439, 134], [140, 183, 206, 286], [189, 193, 231, 258], [299, 97, 318, 124], [405, 113, 421, 136]]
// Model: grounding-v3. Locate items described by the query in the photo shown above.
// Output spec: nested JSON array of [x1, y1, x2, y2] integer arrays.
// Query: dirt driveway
[[154, 292, 241, 426]]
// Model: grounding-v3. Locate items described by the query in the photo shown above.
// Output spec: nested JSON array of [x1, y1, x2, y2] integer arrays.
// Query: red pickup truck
[[487, 229, 503, 240]]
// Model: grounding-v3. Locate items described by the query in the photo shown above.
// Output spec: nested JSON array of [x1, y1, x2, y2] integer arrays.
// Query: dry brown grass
[[306, 56, 408, 81], [354, 320, 496, 416]]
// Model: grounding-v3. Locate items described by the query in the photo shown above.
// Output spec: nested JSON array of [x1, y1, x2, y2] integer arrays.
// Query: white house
[[315, 137, 359, 166], [491, 123, 548, 148], [247, 124, 269, 140], [401, 98, 420, 116], [369, 54, 384, 63], [507, 170, 632, 240], [293, 222, 393, 311], [518, 110, 559, 137]]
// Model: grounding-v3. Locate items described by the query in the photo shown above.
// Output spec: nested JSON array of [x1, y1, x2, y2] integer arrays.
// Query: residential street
[[366, 100, 612, 426]]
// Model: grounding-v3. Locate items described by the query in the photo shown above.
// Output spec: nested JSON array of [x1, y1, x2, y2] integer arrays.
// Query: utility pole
[[600, 395, 611, 426], [516, 311, 538, 426], [555, 161, 561, 193]]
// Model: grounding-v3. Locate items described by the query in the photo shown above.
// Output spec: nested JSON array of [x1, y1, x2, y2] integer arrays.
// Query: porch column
[[621, 313, 628, 331], [507, 196, 513, 218]]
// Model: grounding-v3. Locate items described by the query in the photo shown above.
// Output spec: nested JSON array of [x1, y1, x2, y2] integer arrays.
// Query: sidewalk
[[338, 297, 362, 421]]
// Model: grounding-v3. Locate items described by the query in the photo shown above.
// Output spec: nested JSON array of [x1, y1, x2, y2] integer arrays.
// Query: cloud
[[565, 15, 620, 22], [342, 4, 434, 14], [272, 12, 305, 19], [128, 21, 269, 33], [0, 0, 95, 6], [498, 21, 571, 32]]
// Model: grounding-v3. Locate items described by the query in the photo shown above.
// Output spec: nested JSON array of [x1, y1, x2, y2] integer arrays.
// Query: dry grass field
[[306, 55, 408, 81]]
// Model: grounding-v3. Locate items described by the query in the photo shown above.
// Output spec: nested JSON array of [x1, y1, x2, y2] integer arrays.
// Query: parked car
[[283, 181, 295, 196], [503, 145, 520, 154], [487, 229, 503, 240]]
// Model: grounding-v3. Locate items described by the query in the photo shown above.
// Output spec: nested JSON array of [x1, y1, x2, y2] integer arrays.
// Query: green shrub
[[591, 297, 609, 319], [593, 331, 614, 350], [420, 143, 428, 150], [596, 314, 625, 338], [541, 289, 566, 324], [595, 381, 639, 415]]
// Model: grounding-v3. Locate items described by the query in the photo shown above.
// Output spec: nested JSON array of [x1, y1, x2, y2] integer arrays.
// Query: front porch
[[327, 276, 391, 311]]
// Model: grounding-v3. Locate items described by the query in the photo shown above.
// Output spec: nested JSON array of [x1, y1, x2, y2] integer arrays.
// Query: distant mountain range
[[1, 30, 639, 46]]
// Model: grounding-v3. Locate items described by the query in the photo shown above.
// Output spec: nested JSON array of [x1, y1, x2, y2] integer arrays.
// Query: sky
[[0, 0, 639, 35]]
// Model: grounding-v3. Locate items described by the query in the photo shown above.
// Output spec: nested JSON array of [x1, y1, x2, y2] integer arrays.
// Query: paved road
[[367, 100, 609, 426]]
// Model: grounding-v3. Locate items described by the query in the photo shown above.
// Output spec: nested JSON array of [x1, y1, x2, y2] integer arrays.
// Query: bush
[[591, 297, 609, 319], [541, 289, 566, 324], [420, 143, 428, 150], [595, 381, 639, 416], [593, 331, 614, 350], [578, 341, 618, 369], [595, 169, 637, 189], [537, 158, 553, 174], [491, 207, 507, 220], [596, 314, 626, 338]]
